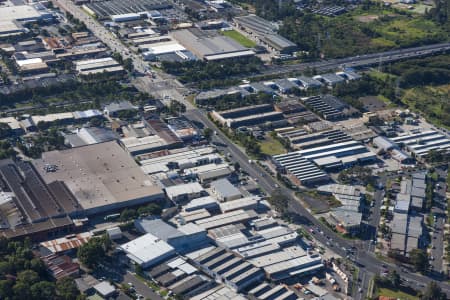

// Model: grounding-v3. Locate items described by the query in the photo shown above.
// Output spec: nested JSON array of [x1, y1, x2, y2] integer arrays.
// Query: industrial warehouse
[[233, 15, 297, 54], [74, 57, 125, 75], [171, 28, 255, 61], [273, 139, 376, 185], [83, 0, 172, 19], [33, 141, 165, 215]]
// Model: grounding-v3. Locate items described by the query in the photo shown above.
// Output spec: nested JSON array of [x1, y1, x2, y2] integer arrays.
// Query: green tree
[[0, 280, 13, 299], [203, 128, 213, 141], [123, 58, 134, 72], [387, 270, 401, 288], [409, 249, 429, 272], [139, 203, 162, 216], [120, 208, 137, 222], [77, 235, 110, 268], [268, 189, 288, 214], [421, 281, 447, 300], [56, 277, 82, 300], [30, 281, 56, 300], [112, 52, 124, 64], [13, 281, 31, 299], [17, 270, 40, 285]]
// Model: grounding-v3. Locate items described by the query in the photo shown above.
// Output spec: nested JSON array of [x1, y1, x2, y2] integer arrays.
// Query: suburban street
[[430, 166, 448, 273]]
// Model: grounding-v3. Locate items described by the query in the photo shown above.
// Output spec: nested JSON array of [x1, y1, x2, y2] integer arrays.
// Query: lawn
[[401, 84, 450, 129], [368, 70, 397, 81], [377, 287, 419, 300], [373, 18, 445, 45], [221, 30, 257, 48], [259, 136, 285, 156]]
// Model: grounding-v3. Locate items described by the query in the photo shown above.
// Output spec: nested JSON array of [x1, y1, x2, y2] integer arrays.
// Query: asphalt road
[[430, 167, 448, 273], [122, 272, 164, 300], [185, 108, 450, 297], [53, 0, 188, 105], [48, 1, 450, 295], [255, 42, 450, 78]]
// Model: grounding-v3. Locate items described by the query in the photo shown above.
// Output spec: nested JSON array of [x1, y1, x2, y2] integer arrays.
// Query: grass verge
[[377, 287, 419, 300], [259, 136, 286, 156], [221, 30, 257, 48]]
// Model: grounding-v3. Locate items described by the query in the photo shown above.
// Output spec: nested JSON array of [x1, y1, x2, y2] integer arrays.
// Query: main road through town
[[50, 1, 450, 296], [185, 109, 450, 299]]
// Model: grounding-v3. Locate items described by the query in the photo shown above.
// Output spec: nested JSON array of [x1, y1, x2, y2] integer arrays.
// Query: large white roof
[[145, 42, 185, 55], [120, 233, 175, 265], [0, 5, 42, 22]]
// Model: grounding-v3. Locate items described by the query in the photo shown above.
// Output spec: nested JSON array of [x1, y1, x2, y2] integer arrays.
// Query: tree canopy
[[409, 249, 429, 272], [421, 281, 447, 300], [0, 238, 83, 300], [77, 235, 111, 269], [268, 189, 288, 214]]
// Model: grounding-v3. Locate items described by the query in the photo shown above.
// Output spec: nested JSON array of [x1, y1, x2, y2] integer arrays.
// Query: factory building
[[104, 101, 138, 117], [33, 141, 165, 215], [0, 159, 78, 240], [134, 218, 209, 253], [139, 146, 219, 175], [64, 127, 118, 147], [194, 209, 258, 230], [183, 163, 233, 184], [233, 15, 296, 54], [164, 182, 206, 203], [273, 152, 329, 186], [219, 196, 261, 213], [313, 73, 345, 86], [171, 28, 255, 61], [190, 285, 246, 300], [295, 76, 323, 90], [192, 247, 264, 292], [249, 283, 297, 300], [119, 233, 177, 268], [120, 135, 169, 155], [210, 178, 242, 202], [211, 104, 284, 128], [390, 130, 450, 158], [74, 57, 124, 76], [302, 95, 350, 120], [184, 196, 219, 212], [0, 5, 53, 24]]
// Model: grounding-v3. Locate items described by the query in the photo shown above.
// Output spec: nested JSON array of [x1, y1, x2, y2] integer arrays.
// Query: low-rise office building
[[135, 218, 209, 253], [165, 182, 206, 203], [74, 57, 124, 75], [119, 233, 177, 269], [210, 178, 242, 202]]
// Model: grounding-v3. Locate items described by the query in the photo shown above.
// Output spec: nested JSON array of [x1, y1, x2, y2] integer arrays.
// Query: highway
[[256, 42, 450, 78]]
